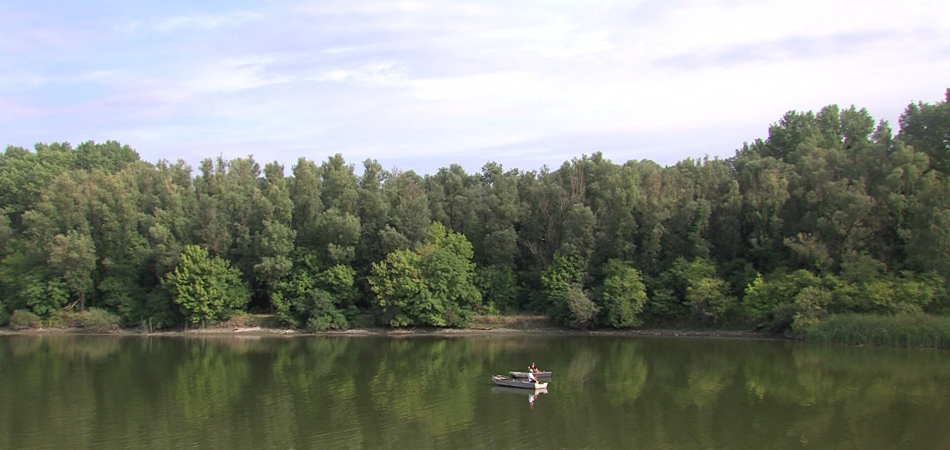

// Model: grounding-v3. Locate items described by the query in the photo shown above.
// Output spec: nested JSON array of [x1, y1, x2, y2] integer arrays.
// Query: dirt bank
[[0, 322, 779, 340]]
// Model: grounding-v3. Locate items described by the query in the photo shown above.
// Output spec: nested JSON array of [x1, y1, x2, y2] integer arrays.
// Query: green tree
[[542, 254, 596, 328], [898, 89, 950, 174], [164, 245, 249, 326], [48, 230, 96, 312], [596, 259, 647, 328], [369, 249, 424, 327], [369, 223, 480, 327]]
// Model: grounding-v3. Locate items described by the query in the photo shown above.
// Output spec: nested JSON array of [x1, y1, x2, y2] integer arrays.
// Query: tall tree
[[48, 230, 96, 312]]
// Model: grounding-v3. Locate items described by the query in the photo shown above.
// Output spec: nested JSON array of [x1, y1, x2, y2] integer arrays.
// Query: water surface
[[1, 334, 947, 449]]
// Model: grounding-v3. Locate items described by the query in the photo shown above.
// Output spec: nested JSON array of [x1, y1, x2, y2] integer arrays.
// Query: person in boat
[[528, 371, 538, 384], [529, 362, 541, 374]]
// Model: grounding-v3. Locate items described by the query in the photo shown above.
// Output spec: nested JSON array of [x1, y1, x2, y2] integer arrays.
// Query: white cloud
[[309, 62, 407, 87], [187, 57, 296, 93], [4, 0, 950, 173], [154, 11, 263, 32]]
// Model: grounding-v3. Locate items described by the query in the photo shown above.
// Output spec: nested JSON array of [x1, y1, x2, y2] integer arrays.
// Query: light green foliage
[[597, 259, 647, 328], [686, 276, 734, 324], [541, 254, 585, 294], [164, 245, 249, 325], [369, 250, 424, 327], [369, 223, 480, 327], [419, 223, 481, 325], [790, 286, 833, 332]]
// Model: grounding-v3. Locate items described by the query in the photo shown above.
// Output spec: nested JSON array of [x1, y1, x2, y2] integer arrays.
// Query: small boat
[[492, 375, 548, 389], [509, 371, 552, 378]]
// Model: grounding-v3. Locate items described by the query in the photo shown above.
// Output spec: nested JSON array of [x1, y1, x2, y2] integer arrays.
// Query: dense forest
[[1, 91, 949, 335]]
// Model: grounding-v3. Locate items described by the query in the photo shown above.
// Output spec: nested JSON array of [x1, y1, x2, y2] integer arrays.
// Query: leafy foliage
[[596, 259, 647, 328], [369, 223, 480, 327], [2, 91, 950, 335], [164, 245, 250, 326], [9, 309, 42, 329]]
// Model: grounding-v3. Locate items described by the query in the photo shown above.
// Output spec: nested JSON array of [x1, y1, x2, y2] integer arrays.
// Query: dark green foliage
[[48, 230, 96, 311], [474, 265, 520, 313], [273, 257, 354, 330], [743, 269, 837, 333], [898, 89, 950, 173], [1, 90, 949, 337], [542, 254, 597, 328], [646, 257, 729, 323]]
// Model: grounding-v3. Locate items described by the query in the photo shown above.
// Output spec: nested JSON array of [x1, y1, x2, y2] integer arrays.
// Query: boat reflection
[[491, 386, 549, 407]]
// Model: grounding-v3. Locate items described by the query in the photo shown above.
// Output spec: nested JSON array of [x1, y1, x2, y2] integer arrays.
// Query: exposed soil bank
[[0, 321, 779, 340]]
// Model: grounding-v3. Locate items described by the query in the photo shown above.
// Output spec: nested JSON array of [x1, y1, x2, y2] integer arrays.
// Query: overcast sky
[[2, 0, 948, 175]]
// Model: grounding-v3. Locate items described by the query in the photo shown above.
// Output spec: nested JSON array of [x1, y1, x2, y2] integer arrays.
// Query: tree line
[[1, 90, 948, 332]]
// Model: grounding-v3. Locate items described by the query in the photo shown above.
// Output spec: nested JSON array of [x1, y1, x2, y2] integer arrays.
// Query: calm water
[[1, 334, 948, 450]]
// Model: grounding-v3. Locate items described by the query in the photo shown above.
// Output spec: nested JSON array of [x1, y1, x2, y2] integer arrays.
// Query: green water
[[0, 334, 947, 449]]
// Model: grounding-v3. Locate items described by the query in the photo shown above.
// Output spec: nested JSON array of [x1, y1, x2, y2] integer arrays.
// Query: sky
[[2, 0, 949, 175]]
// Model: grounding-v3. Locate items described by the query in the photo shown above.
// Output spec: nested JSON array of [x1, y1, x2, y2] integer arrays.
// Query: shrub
[[45, 312, 70, 328], [74, 308, 122, 332], [9, 309, 42, 330]]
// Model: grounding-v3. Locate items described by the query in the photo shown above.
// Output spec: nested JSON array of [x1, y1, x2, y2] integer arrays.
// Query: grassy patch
[[807, 313, 950, 349]]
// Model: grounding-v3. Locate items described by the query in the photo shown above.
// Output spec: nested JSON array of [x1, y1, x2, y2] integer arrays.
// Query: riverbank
[[0, 313, 777, 340]]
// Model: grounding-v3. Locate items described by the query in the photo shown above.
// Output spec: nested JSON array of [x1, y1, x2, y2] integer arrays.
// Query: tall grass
[[807, 314, 950, 349]]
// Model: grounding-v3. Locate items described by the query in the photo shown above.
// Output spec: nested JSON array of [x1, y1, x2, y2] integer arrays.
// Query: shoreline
[[0, 325, 781, 340]]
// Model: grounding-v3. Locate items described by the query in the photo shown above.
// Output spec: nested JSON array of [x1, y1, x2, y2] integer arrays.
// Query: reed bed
[[807, 314, 950, 349]]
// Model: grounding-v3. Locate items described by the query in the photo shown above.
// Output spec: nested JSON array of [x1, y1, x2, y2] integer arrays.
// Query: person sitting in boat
[[529, 362, 541, 374], [528, 372, 538, 383]]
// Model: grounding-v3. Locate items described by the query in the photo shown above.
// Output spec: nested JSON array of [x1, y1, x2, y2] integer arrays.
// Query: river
[[0, 334, 947, 449]]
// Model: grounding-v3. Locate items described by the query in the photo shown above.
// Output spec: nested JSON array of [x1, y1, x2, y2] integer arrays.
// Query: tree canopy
[[2, 92, 949, 331]]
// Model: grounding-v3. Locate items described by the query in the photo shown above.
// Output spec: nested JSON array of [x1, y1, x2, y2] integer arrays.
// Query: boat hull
[[492, 375, 548, 389]]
